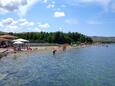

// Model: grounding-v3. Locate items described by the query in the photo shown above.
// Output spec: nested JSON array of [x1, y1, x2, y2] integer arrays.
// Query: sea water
[[0, 44, 115, 86]]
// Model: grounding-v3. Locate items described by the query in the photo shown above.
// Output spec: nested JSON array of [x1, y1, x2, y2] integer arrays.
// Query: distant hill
[[91, 36, 115, 43]]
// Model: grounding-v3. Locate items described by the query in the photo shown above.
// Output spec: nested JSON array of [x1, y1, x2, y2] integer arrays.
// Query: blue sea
[[0, 44, 115, 86]]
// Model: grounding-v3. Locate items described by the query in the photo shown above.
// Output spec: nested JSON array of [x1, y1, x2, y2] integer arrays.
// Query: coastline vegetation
[[7, 32, 93, 44]]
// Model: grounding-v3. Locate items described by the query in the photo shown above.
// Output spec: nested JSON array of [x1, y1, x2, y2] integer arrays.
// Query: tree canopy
[[8, 32, 93, 44]]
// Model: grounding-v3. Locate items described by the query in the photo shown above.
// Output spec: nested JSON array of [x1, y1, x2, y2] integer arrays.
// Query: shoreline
[[0, 44, 93, 58]]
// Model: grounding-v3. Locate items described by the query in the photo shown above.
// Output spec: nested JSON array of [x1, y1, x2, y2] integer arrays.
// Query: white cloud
[[80, 0, 111, 10], [111, 2, 115, 12], [0, 22, 19, 32], [19, 18, 34, 27], [0, 0, 40, 17], [5, 25, 18, 32], [87, 20, 102, 24], [18, 18, 27, 22], [0, 18, 50, 32], [63, 0, 112, 10], [0, 0, 24, 12], [44, 0, 55, 9], [54, 11, 65, 18], [65, 19, 79, 24], [38, 23, 50, 29], [60, 4, 67, 8], [0, 8, 9, 14], [33, 27, 41, 32], [1, 18, 17, 25], [59, 27, 63, 31], [18, 0, 39, 17], [20, 21, 34, 27], [64, 0, 111, 6], [0, 17, 46, 32], [43, 0, 48, 3], [0, 22, 2, 27], [56, 8, 61, 11], [46, 4, 55, 8], [51, 1, 55, 5]]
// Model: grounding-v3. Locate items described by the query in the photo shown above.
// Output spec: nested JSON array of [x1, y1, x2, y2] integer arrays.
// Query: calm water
[[0, 44, 115, 86]]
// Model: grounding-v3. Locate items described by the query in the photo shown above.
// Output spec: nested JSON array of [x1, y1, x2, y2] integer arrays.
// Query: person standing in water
[[52, 48, 57, 55], [62, 44, 67, 51]]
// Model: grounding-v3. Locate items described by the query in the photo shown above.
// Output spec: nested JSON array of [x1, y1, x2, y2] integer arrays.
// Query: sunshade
[[13, 41, 24, 44], [12, 38, 29, 42]]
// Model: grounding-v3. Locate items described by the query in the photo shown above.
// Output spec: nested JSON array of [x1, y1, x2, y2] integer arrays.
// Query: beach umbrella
[[12, 38, 29, 42], [13, 41, 24, 44], [0, 35, 17, 39]]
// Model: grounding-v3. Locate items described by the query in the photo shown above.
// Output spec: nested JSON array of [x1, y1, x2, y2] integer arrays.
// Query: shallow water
[[0, 44, 115, 86]]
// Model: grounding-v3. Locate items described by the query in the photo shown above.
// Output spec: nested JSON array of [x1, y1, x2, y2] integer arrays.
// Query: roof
[[0, 34, 17, 39], [0, 38, 9, 41]]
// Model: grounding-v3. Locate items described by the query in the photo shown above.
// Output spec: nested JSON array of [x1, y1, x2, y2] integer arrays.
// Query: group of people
[[12, 44, 32, 51], [52, 44, 67, 55]]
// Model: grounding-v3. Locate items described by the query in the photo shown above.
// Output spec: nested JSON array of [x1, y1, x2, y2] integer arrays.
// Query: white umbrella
[[12, 38, 29, 42], [13, 41, 24, 44]]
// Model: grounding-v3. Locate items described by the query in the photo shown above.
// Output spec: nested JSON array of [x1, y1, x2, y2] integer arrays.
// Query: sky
[[0, 0, 115, 36]]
